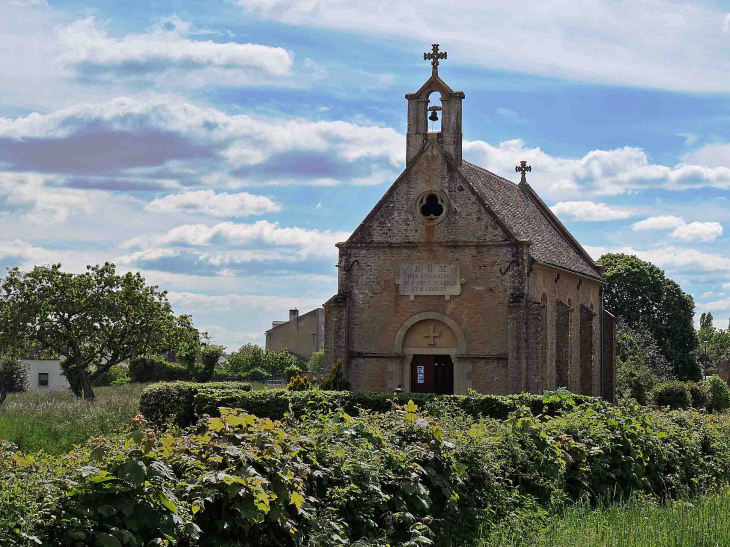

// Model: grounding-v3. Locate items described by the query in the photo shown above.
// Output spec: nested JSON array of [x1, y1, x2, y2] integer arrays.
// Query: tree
[[598, 253, 700, 380], [307, 349, 325, 373], [0, 263, 198, 400], [225, 344, 266, 376], [0, 353, 28, 406]]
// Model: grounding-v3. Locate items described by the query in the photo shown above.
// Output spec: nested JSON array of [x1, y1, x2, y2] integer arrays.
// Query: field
[[480, 491, 730, 547], [0, 383, 146, 454]]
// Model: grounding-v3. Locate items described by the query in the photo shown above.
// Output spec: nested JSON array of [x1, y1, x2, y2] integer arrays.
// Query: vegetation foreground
[[2, 386, 730, 546]]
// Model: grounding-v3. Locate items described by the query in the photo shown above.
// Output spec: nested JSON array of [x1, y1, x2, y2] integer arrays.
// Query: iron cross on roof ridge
[[424, 44, 447, 77], [515, 160, 532, 184]]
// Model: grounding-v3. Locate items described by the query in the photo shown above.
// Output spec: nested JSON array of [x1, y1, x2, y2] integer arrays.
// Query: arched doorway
[[394, 313, 468, 394]]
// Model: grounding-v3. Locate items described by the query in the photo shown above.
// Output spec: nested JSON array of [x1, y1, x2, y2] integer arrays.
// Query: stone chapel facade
[[323, 47, 616, 400]]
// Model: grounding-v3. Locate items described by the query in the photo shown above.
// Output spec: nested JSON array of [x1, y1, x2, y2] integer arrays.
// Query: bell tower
[[405, 44, 465, 166]]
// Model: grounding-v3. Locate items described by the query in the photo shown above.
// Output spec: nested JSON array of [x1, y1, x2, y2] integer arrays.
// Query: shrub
[[198, 344, 224, 383], [6, 401, 730, 546], [246, 367, 268, 382], [307, 349, 325, 373], [0, 356, 28, 398], [60, 358, 82, 396], [286, 375, 312, 391], [139, 381, 251, 426], [706, 375, 730, 413], [161, 387, 598, 428], [687, 381, 710, 410], [284, 364, 303, 380], [320, 359, 351, 391], [652, 380, 692, 409], [92, 363, 130, 387], [616, 356, 657, 405], [128, 355, 190, 383]]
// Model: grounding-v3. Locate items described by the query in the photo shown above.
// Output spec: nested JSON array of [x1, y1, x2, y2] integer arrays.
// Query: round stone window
[[415, 191, 448, 224]]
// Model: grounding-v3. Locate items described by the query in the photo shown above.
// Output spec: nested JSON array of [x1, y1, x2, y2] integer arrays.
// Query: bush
[[286, 375, 312, 391], [687, 381, 710, 410], [7, 401, 730, 546], [0, 356, 28, 397], [320, 359, 351, 391], [198, 344, 224, 383], [284, 364, 303, 380], [616, 356, 656, 405], [151, 385, 598, 428], [92, 363, 130, 387], [706, 375, 730, 413], [139, 381, 251, 426], [59, 358, 82, 396], [652, 380, 692, 409], [246, 367, 268, 382], [128, 355, 190, 383], [307, 349, 325, 373]]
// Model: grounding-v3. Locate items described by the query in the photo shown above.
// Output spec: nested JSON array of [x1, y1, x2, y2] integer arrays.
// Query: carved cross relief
[[424, 324, 442, 346]]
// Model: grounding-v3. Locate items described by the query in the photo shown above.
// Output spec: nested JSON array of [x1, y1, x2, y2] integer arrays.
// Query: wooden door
[[411, 355, 435, 393], [433, 356, 454, 395]]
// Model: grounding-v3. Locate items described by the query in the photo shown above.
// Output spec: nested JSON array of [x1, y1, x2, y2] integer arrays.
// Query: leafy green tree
[[225, 343, 266, 376], [0, 353, 28, 406], [598, 253, 700, 380], [198, 344, 225, 382], [0, 263, 199, 400], [307, 349, 325, 373], [264, 349, 301, 375]]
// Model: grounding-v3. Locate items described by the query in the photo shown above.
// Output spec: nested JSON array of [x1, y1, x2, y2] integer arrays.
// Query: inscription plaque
[[398, 263, 462, 301]]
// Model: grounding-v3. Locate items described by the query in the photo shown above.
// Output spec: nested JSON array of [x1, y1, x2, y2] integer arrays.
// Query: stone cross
[[424, 44, 447, 77], [515, 160, 532, 184], [424, 324, 442, 346]]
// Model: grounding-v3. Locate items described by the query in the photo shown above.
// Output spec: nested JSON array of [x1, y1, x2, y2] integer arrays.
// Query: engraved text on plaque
[[398, 264, 462, 301]]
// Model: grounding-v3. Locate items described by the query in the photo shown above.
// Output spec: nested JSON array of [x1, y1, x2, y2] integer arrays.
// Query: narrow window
[[38, 373, 49, 387]]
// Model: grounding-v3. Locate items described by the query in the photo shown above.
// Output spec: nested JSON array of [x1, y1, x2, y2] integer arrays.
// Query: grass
[[478, 489, 730, 547], [0, 383, 145, 454]]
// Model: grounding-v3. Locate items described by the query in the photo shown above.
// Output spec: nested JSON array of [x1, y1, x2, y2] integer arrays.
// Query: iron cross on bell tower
[[424, 44, 447, 77]]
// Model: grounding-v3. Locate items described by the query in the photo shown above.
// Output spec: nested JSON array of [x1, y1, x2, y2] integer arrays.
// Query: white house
[[22, 358, 70, 391]]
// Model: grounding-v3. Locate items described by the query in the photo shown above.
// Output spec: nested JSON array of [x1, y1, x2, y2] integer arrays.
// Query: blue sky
[[3, 0, 730, 349]]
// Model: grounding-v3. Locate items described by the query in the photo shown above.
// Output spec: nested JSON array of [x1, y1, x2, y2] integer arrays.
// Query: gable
[[346, 141, 514, 247]]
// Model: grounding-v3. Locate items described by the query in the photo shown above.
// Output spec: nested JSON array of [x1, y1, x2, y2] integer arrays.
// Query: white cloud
[[701, 291, 725, 299], [550, 201, 632, 221], [236, 0, 730, 93], [146, 190, 281, 217], [123, 220, 350, 261], [630, 215, 723, 242], [0, 97, 404, 187], [167, 291, 325, 313], [724, 14, 730, 33], [495, 107, 526, 125], [315, 201, 322, 210], [584, 245, 730, 273], [58, 17, 293, 80], [116, 248, 181, 266], [631, 216, 686, 231], [671, 221, 723, 242], [464, 138, 730, 199]]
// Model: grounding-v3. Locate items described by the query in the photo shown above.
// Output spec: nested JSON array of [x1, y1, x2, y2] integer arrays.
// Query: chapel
[[323, 45, 616, 400]]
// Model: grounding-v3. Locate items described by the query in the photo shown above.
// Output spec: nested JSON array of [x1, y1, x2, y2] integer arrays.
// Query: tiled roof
[[460, 161, 602, 281]]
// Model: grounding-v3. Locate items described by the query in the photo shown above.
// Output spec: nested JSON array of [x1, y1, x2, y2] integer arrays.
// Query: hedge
[[139, 381, 251, 426], [140, 383, 599, 427]]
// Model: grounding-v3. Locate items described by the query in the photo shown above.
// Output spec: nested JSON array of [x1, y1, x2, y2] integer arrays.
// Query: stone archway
[[393, 312, 470, 394]]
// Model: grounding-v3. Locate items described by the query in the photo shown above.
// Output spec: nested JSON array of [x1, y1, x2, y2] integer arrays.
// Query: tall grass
[[479, 489, 730, 547], [0, 383, 144, 454]]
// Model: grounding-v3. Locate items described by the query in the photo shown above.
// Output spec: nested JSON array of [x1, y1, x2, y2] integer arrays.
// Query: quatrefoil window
[[415, 191, 448, 224]]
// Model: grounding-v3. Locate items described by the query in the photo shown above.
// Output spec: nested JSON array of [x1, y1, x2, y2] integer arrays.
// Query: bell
[[429, 110, 439, 122]]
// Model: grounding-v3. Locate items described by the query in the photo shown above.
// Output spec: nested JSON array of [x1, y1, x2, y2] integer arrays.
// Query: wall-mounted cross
[[424, 44, 447, 77], [424, 324, 442, 346], [515, 160, 532, 183]]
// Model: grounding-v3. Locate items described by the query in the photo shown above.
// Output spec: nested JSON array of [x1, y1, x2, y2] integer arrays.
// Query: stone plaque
[[398, 263, 462, 301]]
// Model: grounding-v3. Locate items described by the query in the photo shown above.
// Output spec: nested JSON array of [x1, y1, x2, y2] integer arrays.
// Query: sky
[[2, 0, 730, 350]]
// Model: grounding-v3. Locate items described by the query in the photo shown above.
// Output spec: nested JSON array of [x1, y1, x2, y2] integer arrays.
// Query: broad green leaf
[[118, 460, 146, 486], [290, 491, 305, 511], [96, 533, 122, 547]]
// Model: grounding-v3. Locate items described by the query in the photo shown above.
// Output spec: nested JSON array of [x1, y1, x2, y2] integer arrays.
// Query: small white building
[[22, 359, 70, 391]]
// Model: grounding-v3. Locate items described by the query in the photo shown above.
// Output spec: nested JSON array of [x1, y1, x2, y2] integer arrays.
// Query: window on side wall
[[38, 373, 49, 387]]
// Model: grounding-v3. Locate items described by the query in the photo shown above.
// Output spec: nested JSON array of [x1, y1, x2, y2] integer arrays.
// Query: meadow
[[0, 383, 146, 454]]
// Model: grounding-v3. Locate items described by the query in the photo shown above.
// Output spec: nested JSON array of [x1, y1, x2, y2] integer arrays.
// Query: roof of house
[[459, 160, 602, 281]]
